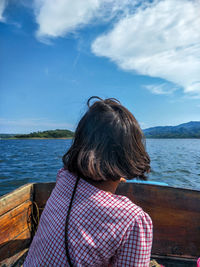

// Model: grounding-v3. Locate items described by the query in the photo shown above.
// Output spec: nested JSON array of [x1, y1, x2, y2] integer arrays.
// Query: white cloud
[[34, 0, 99, 38], [0, 0, 7, 21], [145, 83, 177, 95], [92, 0, 200, 97], [33, 0, 139, 39]]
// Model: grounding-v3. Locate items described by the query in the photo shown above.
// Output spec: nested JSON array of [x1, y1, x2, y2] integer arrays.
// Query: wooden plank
[[116, 183, 200, 258], [0, 248, 28, 267], [0, 201, 32, 246], [33, 182, 55, 209], [0, 184, 33, 216], [152, 254, 197, 267], [0, 230, 30, 265]]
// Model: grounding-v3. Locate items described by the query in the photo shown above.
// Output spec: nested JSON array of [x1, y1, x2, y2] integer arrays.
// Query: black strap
[[65, 177, 80, 267]]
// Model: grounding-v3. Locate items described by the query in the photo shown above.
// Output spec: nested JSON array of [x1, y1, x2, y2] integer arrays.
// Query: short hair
[[63, 96, 150, 181]]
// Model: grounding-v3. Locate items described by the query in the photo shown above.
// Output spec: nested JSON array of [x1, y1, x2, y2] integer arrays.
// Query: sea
[[0, 139, 200, 196]]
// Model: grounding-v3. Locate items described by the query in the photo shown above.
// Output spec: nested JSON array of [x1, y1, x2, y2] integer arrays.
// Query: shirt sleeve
[[112, 211, 153, 267]]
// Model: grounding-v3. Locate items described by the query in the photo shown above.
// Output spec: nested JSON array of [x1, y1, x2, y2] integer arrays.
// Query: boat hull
[[0, 182, 199, 266]]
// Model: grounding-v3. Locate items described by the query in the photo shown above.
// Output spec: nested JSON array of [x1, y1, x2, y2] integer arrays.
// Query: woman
[[24, 96, 153, 266]]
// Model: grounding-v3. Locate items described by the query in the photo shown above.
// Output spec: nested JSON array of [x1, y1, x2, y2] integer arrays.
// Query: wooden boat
[[0, 182, 200, 266]]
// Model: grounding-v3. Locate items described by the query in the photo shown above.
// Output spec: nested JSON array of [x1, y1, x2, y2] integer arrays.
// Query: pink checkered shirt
[[24, 168, 153, 266]]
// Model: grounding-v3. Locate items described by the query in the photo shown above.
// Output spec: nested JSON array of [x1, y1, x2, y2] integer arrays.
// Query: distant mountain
[[14, 129, 74, 139], [143, 121, 200, 138]]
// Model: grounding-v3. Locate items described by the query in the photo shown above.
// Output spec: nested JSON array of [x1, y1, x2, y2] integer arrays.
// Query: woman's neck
[[84, 178, 125, 194]]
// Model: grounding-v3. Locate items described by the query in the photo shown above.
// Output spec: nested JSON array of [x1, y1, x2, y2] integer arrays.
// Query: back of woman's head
[[63, 96, 150, 181]]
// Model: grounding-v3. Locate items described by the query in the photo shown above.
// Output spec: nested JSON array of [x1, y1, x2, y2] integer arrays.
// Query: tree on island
[[15, 129, 74, 138]]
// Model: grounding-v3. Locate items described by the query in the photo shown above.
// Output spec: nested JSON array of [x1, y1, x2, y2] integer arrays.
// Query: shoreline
[[1, 137, 73, 140]]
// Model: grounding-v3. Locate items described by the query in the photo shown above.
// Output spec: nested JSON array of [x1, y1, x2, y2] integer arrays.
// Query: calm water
[[0, 139, 200, 196]]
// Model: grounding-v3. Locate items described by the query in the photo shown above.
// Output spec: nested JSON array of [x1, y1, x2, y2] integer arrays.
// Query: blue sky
[[0, 0, 200, 134]]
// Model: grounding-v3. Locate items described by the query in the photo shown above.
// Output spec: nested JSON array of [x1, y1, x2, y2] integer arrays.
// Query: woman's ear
[[120, 177, 126, 183]]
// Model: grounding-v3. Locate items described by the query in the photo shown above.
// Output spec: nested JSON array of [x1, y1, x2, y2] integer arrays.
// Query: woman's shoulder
[[56, 167, 69, 180], [111, 193, 149, 220], [111, 194, 153, 244], [55, 168, 77, 186]]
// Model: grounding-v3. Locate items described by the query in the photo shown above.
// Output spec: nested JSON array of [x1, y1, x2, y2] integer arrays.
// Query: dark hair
[[63, 96, 150, 181]]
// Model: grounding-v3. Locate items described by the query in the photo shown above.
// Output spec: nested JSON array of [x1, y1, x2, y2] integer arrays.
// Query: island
[[14, 129, 74, 139]]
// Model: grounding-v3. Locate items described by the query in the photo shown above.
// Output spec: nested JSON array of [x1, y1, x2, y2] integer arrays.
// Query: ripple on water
[[1, 139, 200, 196]]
